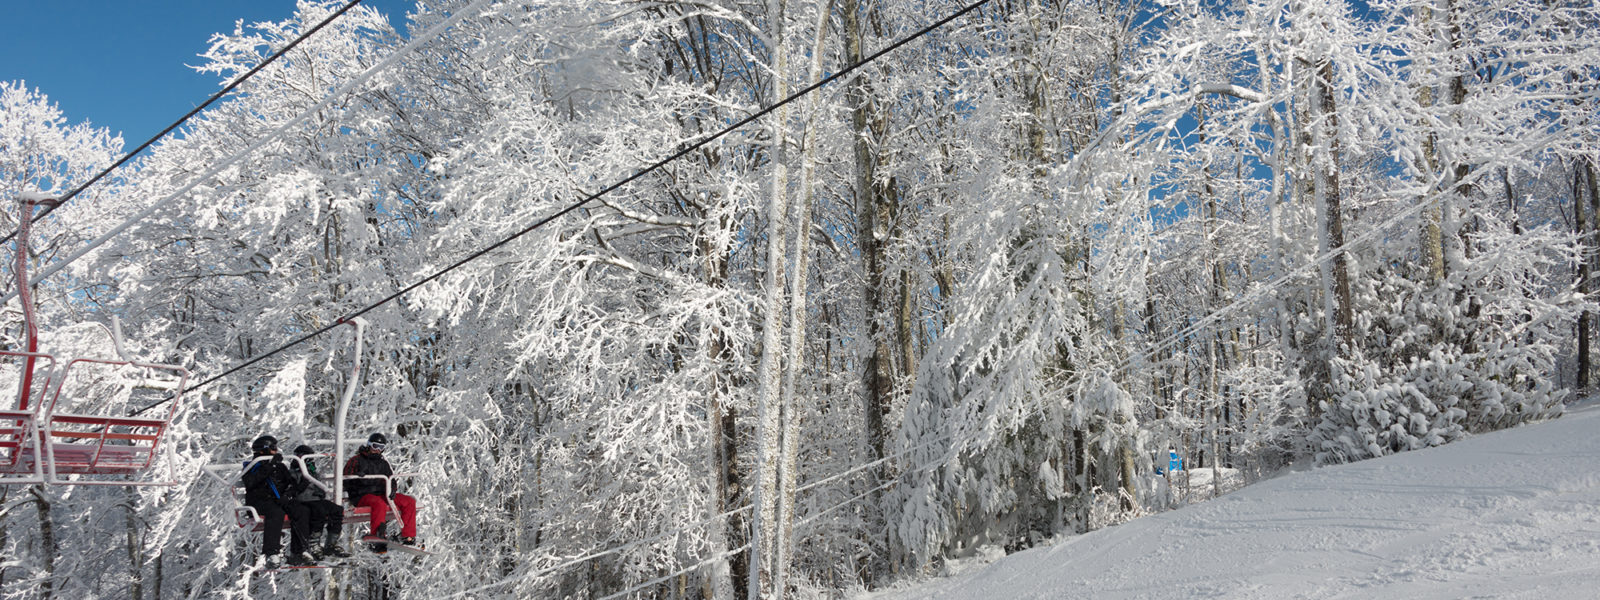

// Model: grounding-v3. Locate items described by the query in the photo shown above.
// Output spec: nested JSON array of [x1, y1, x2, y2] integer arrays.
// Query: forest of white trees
[[1, 0, 1597, 597]]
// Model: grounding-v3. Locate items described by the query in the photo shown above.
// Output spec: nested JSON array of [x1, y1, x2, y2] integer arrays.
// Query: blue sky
[[0, 1, 413, 143]]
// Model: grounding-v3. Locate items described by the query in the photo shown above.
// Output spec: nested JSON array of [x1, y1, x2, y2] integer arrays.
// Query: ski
[[256, 564, 344, 575]]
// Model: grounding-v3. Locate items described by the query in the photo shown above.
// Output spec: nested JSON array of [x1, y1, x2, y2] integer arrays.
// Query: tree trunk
[[0, 487, 8, 591], [702, 207, 743, 600], [125, 489, 143, 599], [845, 0, 896, 482], [1417, 0, 1447, 286], [1072, 427, 1088, 531], [1315, 59, 1354, 350], [1118, 435, 1139, 510], [717, 399, 746, 600], [750, 0, 792, 594], [897, 254, 917, 381], [1579, 163, 1592, 390], [1590, 158, 1600, 383], [32, 485, 56, 600], [773, 6, 833, 594], [152, 551, 162, 600]]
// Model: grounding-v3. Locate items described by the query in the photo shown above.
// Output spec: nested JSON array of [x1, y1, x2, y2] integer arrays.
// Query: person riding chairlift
[[342, 432, 419, 551], [290, 444, 352, 559], [241, 435, 314, 568]]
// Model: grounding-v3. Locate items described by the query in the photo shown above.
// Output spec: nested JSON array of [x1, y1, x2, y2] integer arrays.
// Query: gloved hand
[[271, 454, 283, 464]]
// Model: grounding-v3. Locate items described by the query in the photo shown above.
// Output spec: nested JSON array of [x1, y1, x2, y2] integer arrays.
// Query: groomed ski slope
[[868, 400, 1600, 600]]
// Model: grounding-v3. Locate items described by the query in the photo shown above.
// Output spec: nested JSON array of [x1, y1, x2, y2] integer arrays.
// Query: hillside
[[870, 401, 1600, 600]]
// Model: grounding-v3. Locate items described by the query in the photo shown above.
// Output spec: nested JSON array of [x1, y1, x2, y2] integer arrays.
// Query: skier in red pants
[[342, 433, 419, 551]]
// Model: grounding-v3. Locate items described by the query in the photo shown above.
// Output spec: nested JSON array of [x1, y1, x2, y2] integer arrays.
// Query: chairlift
[[205, 318, 409, 533], [203, 451, 395, 534], [0, 195, 188, 486]]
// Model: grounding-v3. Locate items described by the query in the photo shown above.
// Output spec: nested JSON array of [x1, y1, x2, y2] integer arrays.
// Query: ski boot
[[321, 532, 353, 559], [361, 534, 389, 554], [322, 542, 353, 559]]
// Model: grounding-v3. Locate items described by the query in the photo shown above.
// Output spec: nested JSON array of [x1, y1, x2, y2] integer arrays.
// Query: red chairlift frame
[[0, 196, 188, 486]]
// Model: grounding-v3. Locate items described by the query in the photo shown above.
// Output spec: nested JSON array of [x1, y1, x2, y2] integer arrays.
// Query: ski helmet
[[367, 432, 388, 451], [293, 444, 315, 457], [251, 435, 279, 454]]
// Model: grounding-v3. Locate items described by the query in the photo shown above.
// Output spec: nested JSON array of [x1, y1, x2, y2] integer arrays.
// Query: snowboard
[[362, 536, 434, 556], [383, 543, 433, 556]]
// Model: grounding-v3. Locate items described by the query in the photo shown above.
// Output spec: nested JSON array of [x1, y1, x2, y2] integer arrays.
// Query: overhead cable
[[148, 0, 997, 409], [0, 0, 370, 246], [2, 0, 498, 309]]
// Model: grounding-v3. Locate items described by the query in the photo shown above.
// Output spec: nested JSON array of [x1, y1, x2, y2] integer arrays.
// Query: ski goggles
[[368, 441, 386, 452]]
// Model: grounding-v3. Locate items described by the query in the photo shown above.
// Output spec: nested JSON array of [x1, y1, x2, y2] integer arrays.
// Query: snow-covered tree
[[3, 0, 1597, 597]]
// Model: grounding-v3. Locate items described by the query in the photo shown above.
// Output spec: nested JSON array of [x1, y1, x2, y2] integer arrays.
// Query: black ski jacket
[[341, 449, 394, 502], [241, 454, 302, 504]]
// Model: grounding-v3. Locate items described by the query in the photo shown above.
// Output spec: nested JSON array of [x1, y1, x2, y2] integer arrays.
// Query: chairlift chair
[[203, 452, 395, 533], [1, 196, 188, 486], [206, 318, 408, 532]]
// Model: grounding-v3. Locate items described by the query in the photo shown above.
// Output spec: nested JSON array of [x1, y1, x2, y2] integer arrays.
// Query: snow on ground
[[1163, 465, 1246, 505], [867, 401, 1600, 600]]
